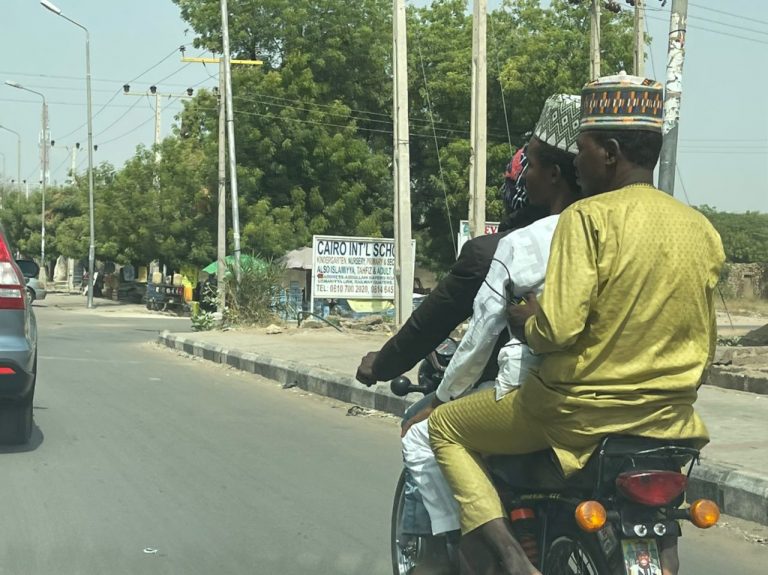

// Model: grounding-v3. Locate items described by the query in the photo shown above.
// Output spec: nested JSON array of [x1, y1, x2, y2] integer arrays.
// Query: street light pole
[[0, 125, 22, 194], [41, 0, 96, 308], [4, 81, 48, 280]]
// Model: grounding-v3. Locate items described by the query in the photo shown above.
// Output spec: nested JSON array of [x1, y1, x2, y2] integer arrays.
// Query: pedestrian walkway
[[159, 325, 768, 526]]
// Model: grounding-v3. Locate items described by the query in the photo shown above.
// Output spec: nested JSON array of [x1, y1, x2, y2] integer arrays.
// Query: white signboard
[[312, 235, 414, 300], [457, 220, 500, 255]]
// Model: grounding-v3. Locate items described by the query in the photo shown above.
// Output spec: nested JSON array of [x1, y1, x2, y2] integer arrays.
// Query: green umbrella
[[202, 255, 266, 275]]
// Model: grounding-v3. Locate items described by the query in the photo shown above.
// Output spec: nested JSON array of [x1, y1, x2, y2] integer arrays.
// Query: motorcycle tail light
[[689, 499, 720, 528], [575, 501, 607, 532], [616, 471, 688, 506]]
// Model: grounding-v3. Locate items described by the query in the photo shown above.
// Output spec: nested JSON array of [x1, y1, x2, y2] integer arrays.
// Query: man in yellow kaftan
[[427, 74, 725, 575]]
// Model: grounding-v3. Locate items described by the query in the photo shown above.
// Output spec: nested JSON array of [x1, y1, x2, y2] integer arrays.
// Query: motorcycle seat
[[487, 435, 698, 494]]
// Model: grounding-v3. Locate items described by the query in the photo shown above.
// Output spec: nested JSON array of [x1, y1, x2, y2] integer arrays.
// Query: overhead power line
[[688, 2, 768, 27], [98, 114, 157, 147], [644, 14, 768, 46], [55, 44, 194, 142]]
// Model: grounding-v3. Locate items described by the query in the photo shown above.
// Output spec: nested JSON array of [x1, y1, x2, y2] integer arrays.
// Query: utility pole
[[122, 84, 194, 165], [0, 126, 21, 194], [220, 0, 243, 282], [658, 0, 688, 195], [217, 61, 227, 315], [69, 142, 79, 182], [153, 87, 161, 163], [180, 55, 262, 314], [468, 0, 487, 240], [590, 0, 601, 79], [393, 0, 413, 326], [40, 100, 49, 283], [633, 0, 646, 76]]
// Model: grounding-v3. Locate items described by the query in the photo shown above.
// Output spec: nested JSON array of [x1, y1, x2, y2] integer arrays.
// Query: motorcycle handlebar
[[389, 376, 430, 397]]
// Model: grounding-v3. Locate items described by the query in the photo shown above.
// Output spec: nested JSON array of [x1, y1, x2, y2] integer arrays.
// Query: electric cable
[[414, 23, 457, 257], [55, 44, 192, 142]]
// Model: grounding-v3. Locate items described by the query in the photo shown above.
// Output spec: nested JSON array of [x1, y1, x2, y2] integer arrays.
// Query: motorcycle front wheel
[[391, 469, 423, 575]]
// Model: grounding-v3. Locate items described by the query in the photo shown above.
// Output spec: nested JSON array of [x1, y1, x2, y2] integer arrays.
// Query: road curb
[[158, 332, 414, 417], [706, 367, 768, 395], [158, 331, 768, 527]]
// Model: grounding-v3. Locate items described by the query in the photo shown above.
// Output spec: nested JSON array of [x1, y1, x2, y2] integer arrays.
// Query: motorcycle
[[390, 339, 720, 575]]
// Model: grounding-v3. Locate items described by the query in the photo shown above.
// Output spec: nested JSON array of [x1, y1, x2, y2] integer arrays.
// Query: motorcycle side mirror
[[390, 376, 413, 397]]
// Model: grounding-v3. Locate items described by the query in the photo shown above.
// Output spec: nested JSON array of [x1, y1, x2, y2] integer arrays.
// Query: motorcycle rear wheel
[[543, 527, 613, 575]]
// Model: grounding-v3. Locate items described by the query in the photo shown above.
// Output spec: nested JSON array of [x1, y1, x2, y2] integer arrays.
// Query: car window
[[15, 259, 40, 279]]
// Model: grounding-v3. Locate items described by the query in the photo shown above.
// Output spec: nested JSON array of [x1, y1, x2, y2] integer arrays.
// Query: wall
[[724, 263, 768, 299]]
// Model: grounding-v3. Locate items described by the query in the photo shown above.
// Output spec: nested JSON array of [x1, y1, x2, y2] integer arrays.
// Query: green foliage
[[191, 309, 217, 331], [716, 335, 742, 347], [224, 257, 285, 325], [698, 206, 768, 263], [191, 280, 219, 331]]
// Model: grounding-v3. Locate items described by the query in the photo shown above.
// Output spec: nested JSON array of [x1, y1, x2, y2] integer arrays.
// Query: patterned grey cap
[[533, 94, 581, 154]]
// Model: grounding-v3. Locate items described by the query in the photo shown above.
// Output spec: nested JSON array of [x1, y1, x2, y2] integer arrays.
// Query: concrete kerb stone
[[706, 368, 768, 395], [156, 331, 768, 526], [157, 332, 414, 417]]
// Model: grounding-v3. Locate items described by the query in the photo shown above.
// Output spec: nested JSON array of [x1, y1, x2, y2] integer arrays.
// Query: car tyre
[[0, 395, 33, 445], [26, 286, 36, 303]]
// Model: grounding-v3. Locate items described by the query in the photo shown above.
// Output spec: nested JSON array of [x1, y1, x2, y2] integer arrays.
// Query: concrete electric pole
[[468, 0, 487, 240], [633, 0, 646, 76], [217, 61, 227, 315], [180, 55, 262, 315], [658, 0, 688, 196], [122, 84, 194, 164], [0, 125, 22, 195], [41, 99, 49, 281], [220, 0, 244, 282], [392, 0, 414, 326], [590, 0, 601, 79]]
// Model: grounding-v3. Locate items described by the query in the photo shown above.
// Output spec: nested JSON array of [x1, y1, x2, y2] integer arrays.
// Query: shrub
[[224, 256, 285, 326]]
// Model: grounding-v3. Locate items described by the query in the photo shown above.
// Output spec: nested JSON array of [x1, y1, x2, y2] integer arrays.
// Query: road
[[0, 295, 764, 574]]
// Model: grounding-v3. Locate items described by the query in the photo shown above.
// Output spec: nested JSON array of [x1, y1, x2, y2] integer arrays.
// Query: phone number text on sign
[[312, 236, 398, 300]]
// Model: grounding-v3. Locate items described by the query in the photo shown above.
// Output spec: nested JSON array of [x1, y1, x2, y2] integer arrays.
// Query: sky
[[0, 0, 766, 213]]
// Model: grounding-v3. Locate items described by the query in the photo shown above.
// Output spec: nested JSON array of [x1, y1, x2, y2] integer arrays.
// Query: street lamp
[[41, 0, 96, 309], [0, 125, 22, 195], [4, 81, 48, 281]]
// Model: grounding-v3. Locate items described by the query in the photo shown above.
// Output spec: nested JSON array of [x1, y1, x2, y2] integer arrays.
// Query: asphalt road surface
[[0, 297, 764, 574]]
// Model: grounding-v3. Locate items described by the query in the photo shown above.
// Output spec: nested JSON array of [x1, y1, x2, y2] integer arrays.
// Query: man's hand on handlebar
[[355, 351, 380, 387], [401, 395, 445, 438]]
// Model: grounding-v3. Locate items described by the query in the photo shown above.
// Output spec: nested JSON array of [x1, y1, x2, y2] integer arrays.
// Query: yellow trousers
[[428, 388, 550, 534]]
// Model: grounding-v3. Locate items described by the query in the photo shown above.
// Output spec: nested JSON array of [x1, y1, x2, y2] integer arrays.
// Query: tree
[[0, 188, 39, 258], [698, 206, 768, 263], [170, 5, 396, 257], [97, 137, 218, 270]]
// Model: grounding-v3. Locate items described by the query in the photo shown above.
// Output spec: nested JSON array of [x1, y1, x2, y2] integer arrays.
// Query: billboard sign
[[457, 220, 500, 255], [312, 235, 414, 300]]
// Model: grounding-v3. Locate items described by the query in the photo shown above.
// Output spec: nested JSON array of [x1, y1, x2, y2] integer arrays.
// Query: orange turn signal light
[[689, 499, 720, 529], [575, 501, 607, 532]]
